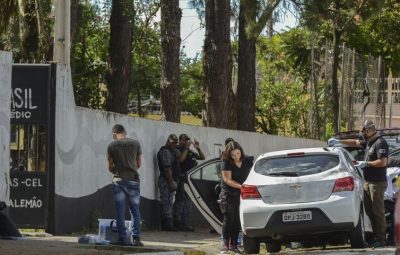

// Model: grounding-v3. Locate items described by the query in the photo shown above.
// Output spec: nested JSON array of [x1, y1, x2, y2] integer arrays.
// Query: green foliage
[[180, 54, 203, 117], [301, 0, 383, 32], [256, 34, 310, 137], [71, 1, 109, 109], [0, 0, 53, 62], [0, 0, 18, 34], [282, 28, 313, 83], [131, 0, 161, 109], [345, 0, 400, 75]]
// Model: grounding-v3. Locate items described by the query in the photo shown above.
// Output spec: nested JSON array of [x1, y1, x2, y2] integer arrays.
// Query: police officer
[[338, 120, 388, 248], [173, 134, 205, 231], [157, 134, 180, 231]]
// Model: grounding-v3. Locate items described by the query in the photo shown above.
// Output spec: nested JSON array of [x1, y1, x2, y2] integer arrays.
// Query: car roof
[[258, 147, 339, 159]]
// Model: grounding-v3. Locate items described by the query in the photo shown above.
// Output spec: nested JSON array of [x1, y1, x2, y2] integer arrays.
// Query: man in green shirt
[[107, 124, 143, 246]]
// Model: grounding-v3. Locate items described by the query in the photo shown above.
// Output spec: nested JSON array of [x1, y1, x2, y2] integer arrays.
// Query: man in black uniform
[[338, 120, 388, 248], [173, 134, 205, 231], [157, 134, 180, 231]]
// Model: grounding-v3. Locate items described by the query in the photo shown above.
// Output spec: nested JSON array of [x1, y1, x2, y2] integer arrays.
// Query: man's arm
[[159, 149, 176, 192], [165, 167, 176, 192], [368, 141, 389, 168], [193, 139, 205, 160], [368, 157, 388, 168], [137, 154, 142, 169], [339, 139, 362, 147], [179, 148, 188, 162], [136, 142, 142, 169], [195, 147, 205, 160], [107, 157, 115, 173]]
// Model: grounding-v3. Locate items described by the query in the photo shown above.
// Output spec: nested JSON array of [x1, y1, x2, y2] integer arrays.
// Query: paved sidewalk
[[0, 228, 221, 255]]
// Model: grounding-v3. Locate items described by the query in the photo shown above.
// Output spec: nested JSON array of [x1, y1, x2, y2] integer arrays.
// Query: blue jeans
[[112, 180, 141, 239]]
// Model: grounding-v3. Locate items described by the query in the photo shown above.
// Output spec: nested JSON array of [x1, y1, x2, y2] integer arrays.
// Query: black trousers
[[220, 191, 240, 245]]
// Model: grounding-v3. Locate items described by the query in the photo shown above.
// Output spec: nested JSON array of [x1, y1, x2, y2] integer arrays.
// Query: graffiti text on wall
[[11, 88, 38, 120]]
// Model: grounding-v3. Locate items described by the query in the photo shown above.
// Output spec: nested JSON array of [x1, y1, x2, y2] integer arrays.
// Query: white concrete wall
[[0, 51, 12, 203], [55, 64, 325, 201]]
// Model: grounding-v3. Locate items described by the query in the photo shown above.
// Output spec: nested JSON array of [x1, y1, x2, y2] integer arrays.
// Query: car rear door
[[185, 158, 223, 233]]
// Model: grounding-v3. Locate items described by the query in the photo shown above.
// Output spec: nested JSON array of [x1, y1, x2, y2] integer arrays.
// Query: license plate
[[282, 211, 312, 222]]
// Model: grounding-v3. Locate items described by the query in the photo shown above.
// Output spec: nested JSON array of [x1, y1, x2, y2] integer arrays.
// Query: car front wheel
[[243, 234, 260, 254], [349, 210, 366, 248]]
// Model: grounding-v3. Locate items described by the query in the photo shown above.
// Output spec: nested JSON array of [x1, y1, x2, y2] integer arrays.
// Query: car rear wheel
[[243, 234, 260, 254], [266, 241, 281, 253], [349, 210, 366, 248]]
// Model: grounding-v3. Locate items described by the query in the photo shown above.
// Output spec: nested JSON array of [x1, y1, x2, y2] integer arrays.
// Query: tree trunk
[[18, 0, 39, 61], [70, 0, 80, 48], [237, 0, 256, 131], [106, 0, 133, 114], [70, 0, 80, 78], [331, 28, 341, 134], [160, 0, 181, 122], [35, 0, 52, 61], [203, 0, 233, 129]]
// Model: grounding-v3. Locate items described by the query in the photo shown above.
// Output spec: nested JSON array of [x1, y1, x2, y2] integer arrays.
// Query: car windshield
[[254, 154, 340, 177]]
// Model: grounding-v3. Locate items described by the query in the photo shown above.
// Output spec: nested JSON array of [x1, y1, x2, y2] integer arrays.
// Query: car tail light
[[352, 160, 358, 165], [287, 152, 305, 157], [241, 185, 261, 199], [332, 177, 354, 192]]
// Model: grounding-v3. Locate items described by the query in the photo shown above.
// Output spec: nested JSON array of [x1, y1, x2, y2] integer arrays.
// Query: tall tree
[[106, 0, 133, 114], [301, 0, 383, 133], [237, 0, 281, 131], [131, 0, 161, 116], [203, 0, 233, 129], [160, 0, 181, 122], [0, 0, 52, 62], [346, 0, 400, 75], [71, 1, 109, 109]]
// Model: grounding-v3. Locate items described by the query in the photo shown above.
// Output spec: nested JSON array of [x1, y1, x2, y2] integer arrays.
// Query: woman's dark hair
[[222, 141, 245, 163]]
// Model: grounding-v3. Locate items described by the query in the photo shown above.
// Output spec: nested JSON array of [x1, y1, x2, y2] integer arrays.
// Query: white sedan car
[[240, 147, 369, 253], [184, 147, 371, 254]]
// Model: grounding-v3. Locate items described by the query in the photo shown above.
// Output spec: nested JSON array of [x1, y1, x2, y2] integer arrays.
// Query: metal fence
[[308, 40, 398, 139]]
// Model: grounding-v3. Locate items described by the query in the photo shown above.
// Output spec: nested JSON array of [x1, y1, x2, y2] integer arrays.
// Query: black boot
[[180, 219, 194, 232], [161, 218, 178, 231], [132, 236, 144, 246]]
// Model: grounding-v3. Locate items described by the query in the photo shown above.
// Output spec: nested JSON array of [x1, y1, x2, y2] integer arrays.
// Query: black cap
[[362, 120, 375, 131], [168, 134, 178, 143], [179, 134, 190, 140], [225, 137, 234, 146]]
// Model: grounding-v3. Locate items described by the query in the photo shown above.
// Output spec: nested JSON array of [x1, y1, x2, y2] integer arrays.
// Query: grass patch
[[129, 114, 202, 126], [19, 228, 45, 232]]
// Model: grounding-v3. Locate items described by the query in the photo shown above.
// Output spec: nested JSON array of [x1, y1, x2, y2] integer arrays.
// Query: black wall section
[[53, 184, 208, 234]]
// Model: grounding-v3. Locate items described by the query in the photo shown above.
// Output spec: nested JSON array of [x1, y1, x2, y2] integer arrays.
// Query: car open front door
[[185, 158, 223, 233]]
